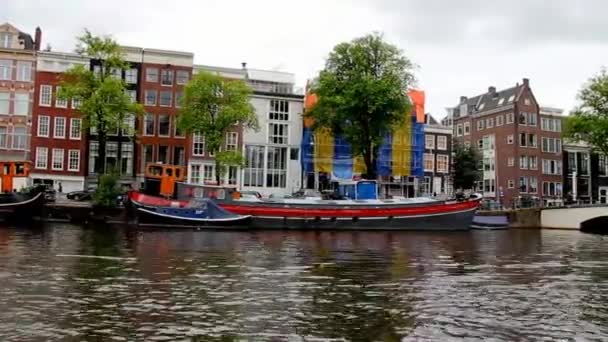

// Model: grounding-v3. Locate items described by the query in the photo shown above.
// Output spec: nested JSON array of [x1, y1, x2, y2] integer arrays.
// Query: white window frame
[[268, 123, 289, 145], [54, 117, 66, 138], [496, 115, 504, 126], [477, 120, 484, 131], [68, 149, 80, 172], [507, 134, 514, 144], [157, 114, 171, 137], [425, 135, 435, 150], [55, 86, 68, 108], [37, 115, 50, 137], [72, 97, 82, 109], [203, 164, 215, 183], [508, 157, 514, 167], [0, 59, 11, 80], [52, 148, 64, 171], [13, 93, 29, 116], [190, 164, 201, 184], [39, 85, 52, 107], [143, 114, 155, 136], [0, 92, 9, 114], [176, 70, 189, 85], [159, 90, 172, 107], [463, 122, 470, 135], [226, 132, 238, 151], [161, 69, 174, 86], [507, 179, 514, 189], [436, 155, 449, 173], [125, 68, 138, 84], [11, 127, 26, 150], [456, 123, 463, 137], [192, 133, 205, 156], [16, 62, 32, 82], [35, 147, 48, 169], [146, 68, 158, 83], [423, 153, 434, 172], [437, 136, 447, 150], [486, 118, 494, 128], [70, 118, 82, 140], [144, 89, 157, 106]]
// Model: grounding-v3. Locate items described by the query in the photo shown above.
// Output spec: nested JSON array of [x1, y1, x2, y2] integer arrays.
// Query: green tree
[[564, 68, 608, 155], [451, 143, 482, 191], [305, 33, 416, 179], [58, 30, 143, 177], [178, 71, 258, 183]]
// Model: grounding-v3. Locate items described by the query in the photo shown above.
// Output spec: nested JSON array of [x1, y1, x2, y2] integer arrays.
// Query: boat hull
[[0, 192, 45, 221], [136, 207, 252, 229]]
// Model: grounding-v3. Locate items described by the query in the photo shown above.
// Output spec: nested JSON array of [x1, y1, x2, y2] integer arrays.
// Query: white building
[[187, 64, 304, 197]]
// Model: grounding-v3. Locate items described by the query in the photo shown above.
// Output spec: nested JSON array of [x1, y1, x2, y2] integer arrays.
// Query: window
[[528, 134, 537, 148], [496, 115, 504, 126], [482, 135, 493, 150], [190, 164, 201, 184], [520, 156, 528, 170], [72, 97, 82, 109], [173, 146, 185, 166], [269, 100, 289, 120], [105, 142, 118, 172], [580, 153, 590, 175], [529, 156, 538, 170], [529, 177, 538, 193], [541, 118, 562, 132], [125, 68, 138, 84], [158, 114, 170, 136], [110, 67, 122, 80], [159, 90, 172, 107], [519, 177, 528, 193], [425, 135, 435, 149], [16, 62, 32, 82], [192, 133, 205, 156], [89, 142, 99, 173], [52, 148, 64, 170], [0, 92, 8, 114], [174, 116, 184, 137], [478, 139, 483, 150], [519, 112, 527, 125], [126, 90, 137, 103], [524, 98, 531, 106], [508, 179, 514, 189], [506, 113, 514, 124], [158, 145, 169, 164], [483, 179, 496, 193], [12, 127, 26, 150], [424, 153, 434, 172], [0, 127, 6, 148], [267, 146, 287, 188], [203, 164, 215, 183], [478, 103, 485, 111], [70, 118, 81, 140], [543, 182, 563, 197], [121, 144, 133, 176], [0, 60, 11, 80], [10, 93, 28, 116], [68, 150, 80, 172], [483, 157, 495, 171], [54, 117, 66, 138], [508, 95, 515, 102], [176, 70, 189, 85], [528, 113, 537, 126], [161, 69, 173, 86], [269, 123, 288, 144], [437, 155, 449, 173], [226, 132, 238, 151], [477, 120, 484, 131], [0, 33, 11, 49], [519, 133, 527, 147], [146, 68, 159, 83], [35, 147, 48, 169], [55, 86, 67, 108], [541, 138, 562, 153], [145, 89, 157, 106], [507, 135, 514, 144], [244, 145, 265, 187], [38, 115, 50, 137], [542, 159, 563, 175], [437, 136, 447, 150], [290, 148, 299, 161], [39, 85, 52, 106], [600, 155, 607, 176], [228, 166, 238, 185], [144, 114, 155, 136], [486, 118, 494, 128], [456, 123, 463, 137], [175, 91, 183, 108], [463, 122, 470, 135], [498, 98, 505, 106], [508, 157, 514, 167], [142, 145, 153, 172]]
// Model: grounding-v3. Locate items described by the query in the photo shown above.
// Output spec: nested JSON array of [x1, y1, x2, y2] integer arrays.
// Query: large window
[[226, 132, 238, 151], [146, 68, 158, 83], [89, 142, 99, 173], [425, 135, 435, 149], [0, 60, 11, 80], [519, 176, 538, 193], [528, 113, 537, 126], [541, 118, 562, 132], [437, 155, 449, 173], [424, 153, 434, 172], [506, 113, 514, 124], [159, 90, 172, 107], [477, 120, 484, 131], [0, 126, 6, 148], [142, 145, 153, 172], [0, 92, 8, 114], [437, 136, 447, 150], [13, 93, 29, 115], [269, 100, 289, 120], [228, 166, 238, 185], [541, 138, 562, 153], [203, 164, 215, 183], [173, 146, 185, 165], [190, 164, 201, 184], [55, 86, 67, 108], [54, 117, 66, 138], [158, 114, 170, 136], [269, 123, 288, 144], [600, 155, 608, 176], [145, 89, 157, 106], [35, 147, 48, 169], [0, 33, 11, 49], [243, 145, 265, 187], [125, 68, 138, 84], [267, 146, 287, 188], [39, 85, 52, 106], [161, 69, 173, 86], [176, 70, 189, 85], [70, 118, 81, 140], [68, 150, 80, 172], [496, 115, 504, 126], [38, 115, 50, 137], [106, 142, 119, 172], [542, 159, 562, 175], [144, 114, 155, 136], [192, 133, 205, 156], [543, 182, 563, 197], [126, 90, 137, 103], [12, 127, 26, 150], [52, 148, 64, 170], [580, 153, 589, 175], [121, 144, 133, 176], [158, 145, 169, 164], [174, 116, 184, 137], [16, 62, 31, 82]]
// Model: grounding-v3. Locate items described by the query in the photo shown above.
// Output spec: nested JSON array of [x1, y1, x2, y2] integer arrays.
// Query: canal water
[[0, 225, 607, 341]]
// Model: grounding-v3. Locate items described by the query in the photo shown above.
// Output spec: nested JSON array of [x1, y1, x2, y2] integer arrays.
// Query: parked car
[[67, 190, 92, 201]]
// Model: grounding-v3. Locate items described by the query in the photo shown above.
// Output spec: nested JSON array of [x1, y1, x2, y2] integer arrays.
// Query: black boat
[[0, 186, 46, 221]]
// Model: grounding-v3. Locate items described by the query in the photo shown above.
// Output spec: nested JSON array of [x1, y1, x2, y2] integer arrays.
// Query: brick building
[[30, 51, 89, 192], [450, 78, 564, 207], [0, 23, 40, 167]]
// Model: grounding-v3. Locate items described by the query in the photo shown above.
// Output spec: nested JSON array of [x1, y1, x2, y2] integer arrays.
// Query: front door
[[599, 187, 608, 204], [433, 177, 442, 196]]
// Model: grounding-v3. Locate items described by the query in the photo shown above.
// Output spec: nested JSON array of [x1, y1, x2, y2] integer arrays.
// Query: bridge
[[541, 205, 608, 233]]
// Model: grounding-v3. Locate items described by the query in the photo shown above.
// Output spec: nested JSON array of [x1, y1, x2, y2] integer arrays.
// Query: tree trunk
[[363, 144, 377, 180], [97, 123, 107, 180]]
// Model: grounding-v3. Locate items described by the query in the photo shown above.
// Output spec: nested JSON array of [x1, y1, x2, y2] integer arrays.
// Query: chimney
[[34, 27, 41, 51], [241, 62, 247, 70], [460, 96, 468, 104], [522, 78, 529, 86], [488, 86, 496, 94]]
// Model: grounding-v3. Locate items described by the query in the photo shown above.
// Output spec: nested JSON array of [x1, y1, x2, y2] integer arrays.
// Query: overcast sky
[[4, 0, 607, 117]]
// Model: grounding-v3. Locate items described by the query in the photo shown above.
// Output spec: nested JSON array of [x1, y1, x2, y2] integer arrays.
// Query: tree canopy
[[59, 29, 143, 175], [177, 71, 258, 183], [564, 68, 608, 156], [305, 33, 416, 179], [451, 143, 482, 191]]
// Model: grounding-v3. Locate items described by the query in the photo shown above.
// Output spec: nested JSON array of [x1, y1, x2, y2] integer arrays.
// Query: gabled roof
[[453, 82, 526, 117], [1, 22, 35, 50]]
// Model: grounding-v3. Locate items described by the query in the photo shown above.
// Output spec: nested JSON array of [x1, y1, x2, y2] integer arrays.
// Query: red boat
[[128, 179, 482, 230]]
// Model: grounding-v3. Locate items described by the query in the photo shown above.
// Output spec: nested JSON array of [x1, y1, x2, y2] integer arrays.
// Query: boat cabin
[[0, 161, 31, 193], [333, 180, 379, 200], [143, 163, 186, 198]]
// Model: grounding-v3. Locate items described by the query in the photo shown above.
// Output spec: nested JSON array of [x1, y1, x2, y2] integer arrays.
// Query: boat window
[[148, 165, 163, 176], [15, 164, 24, 175], [3, 164, 10, 175], [166, 168, 173, 177], [175, 168, 181, 178]]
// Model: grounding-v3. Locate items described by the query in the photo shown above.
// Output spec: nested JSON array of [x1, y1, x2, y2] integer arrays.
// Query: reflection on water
[[0, 225, 607, 341]]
